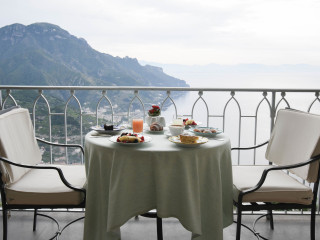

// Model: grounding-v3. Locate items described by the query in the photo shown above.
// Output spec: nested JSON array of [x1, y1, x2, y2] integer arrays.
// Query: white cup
[[169, 125, 184, 136]]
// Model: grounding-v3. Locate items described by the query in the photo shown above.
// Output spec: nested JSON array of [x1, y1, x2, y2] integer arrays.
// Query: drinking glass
[[132, 119, 143, 134]]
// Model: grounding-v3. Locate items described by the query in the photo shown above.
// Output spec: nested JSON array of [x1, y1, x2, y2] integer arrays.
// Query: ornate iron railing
[[1, 85, 320, 214]]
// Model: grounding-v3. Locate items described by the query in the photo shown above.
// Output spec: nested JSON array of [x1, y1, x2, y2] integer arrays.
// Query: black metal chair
[[0, 107, 86, 240], [140, 211, 163, 240], [232, 108, 320, 240]]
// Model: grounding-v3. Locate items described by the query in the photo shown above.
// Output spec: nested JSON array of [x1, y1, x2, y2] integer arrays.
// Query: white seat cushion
[[5, 165, 86, 205], [233, 165, 313, 205]]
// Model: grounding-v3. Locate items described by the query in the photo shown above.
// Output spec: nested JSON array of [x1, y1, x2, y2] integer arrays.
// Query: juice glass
[[132, 119, 143, 134]]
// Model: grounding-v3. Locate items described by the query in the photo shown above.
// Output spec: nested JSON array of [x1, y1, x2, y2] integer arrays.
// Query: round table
[[83, 131, 233, 240]]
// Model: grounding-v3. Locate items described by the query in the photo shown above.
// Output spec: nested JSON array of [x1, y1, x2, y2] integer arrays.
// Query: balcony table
[[83, 131, 233, 240]]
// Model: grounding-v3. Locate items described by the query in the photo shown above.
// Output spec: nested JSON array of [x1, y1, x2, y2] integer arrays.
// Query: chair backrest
[[0, 108, 42, 184], [266, 109, 320, 183]]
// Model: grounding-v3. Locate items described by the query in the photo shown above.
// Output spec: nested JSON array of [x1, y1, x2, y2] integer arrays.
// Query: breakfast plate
[[189, 127, 222, 137], [144, 129, 164, 134], [109, 135, 152, 145], [168, 136, 208, 148], [91, 125, 124, 135]]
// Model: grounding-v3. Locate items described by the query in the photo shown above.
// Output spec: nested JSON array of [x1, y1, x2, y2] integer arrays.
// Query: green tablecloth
[[83, 132, 233, 240]]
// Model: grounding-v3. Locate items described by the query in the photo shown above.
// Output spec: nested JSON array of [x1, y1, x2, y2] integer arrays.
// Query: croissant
[[150, 122, 163, 131]]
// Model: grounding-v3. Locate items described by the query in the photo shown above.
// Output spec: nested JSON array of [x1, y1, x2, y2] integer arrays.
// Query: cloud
[[0, 0, 319, 65]]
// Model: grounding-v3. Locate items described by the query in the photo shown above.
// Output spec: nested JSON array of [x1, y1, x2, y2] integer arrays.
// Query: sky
[[1, 0, 320, 66]]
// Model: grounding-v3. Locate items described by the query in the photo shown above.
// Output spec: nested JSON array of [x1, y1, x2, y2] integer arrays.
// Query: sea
[[156, 64, 320, 165]]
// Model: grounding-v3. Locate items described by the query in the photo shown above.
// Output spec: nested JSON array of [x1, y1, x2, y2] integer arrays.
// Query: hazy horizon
[[140, 61, 320, 88]]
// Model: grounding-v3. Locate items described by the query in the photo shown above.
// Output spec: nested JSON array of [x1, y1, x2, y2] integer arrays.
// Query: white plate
[[145, 129, 164, 134], [109, 135, 152, 145], [189, 127, 222, 137], [168, 136, 208, 148], [165, 132, 172, 137], [91, 126, 124, 135]]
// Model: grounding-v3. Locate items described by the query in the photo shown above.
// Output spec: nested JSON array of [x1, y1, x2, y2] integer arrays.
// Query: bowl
[[168, 125, 184, 136]]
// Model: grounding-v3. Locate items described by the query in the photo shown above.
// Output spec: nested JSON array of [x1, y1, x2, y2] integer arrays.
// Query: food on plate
[[150, 122, 163, 131], [194, 128, 217, 133], [179, 134, 199, 144], [148, 105, 161, 116], [117, 132, 145, 143], [183, 118, 197, 126], [104, 124, 114, 130]]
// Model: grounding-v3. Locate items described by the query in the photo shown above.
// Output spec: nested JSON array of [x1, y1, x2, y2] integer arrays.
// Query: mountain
[[0, 23, 188, 88]]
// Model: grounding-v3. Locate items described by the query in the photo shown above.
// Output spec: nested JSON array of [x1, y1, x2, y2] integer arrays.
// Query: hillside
[[0, 23, 188, 88]]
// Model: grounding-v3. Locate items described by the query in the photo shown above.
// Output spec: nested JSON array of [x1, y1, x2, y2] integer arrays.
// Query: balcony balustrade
[[1, 85, 320, 216]]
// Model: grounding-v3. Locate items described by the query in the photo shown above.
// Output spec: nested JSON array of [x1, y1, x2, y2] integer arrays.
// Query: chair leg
[[236, 208, 242, 240], [156, 216, 163, 240], [33, 209, 38, 231], [267, 210, 274, 230], [2, 208, 8, 240], [311, 204, 316, 240]]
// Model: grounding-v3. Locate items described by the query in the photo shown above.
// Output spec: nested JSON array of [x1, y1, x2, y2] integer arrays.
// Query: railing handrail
[[1, 85, 320, 93]]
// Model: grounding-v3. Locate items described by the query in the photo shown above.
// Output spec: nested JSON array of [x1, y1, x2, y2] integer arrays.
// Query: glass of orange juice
[[132, 118, 143, 134]]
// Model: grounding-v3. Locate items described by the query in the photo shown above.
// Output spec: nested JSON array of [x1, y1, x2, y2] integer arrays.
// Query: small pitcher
[[158, 116, 166, 127]]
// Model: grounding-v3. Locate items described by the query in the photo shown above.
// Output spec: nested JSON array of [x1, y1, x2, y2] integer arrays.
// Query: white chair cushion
[[233, 165, 313, 205], [266, 109, 320, 182], [5, 165, 86, 205], [0, 108, 42, 183]]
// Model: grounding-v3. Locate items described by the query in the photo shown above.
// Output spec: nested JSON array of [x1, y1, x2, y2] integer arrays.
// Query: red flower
[[152, 105, 160, 109]]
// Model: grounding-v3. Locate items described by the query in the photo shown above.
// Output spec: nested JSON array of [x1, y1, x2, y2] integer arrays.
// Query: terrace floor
[[1, 211, 319, 239]]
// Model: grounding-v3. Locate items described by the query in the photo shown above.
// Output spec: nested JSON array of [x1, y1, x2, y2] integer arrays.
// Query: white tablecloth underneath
[[83, 132, 233, 240]]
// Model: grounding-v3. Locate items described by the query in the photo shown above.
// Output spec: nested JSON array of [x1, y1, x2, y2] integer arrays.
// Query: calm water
[[160, 69, 320, 165]]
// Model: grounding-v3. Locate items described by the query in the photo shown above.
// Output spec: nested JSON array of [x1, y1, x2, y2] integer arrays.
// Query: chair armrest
[[231, 140, 269, 151], [36, 137, 84, 155], [240, 153, 320, 197], [0, 156, 86, 194]]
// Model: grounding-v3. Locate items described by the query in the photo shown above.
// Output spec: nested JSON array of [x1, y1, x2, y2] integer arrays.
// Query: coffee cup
[[169, 125, 184, 136]]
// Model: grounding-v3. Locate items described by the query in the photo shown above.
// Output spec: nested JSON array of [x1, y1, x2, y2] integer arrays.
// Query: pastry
[[150, 122, 163, 131], [179, 134, 199, 144], [194, 128, 217, 133], [104, 124, 114, 130]]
